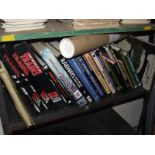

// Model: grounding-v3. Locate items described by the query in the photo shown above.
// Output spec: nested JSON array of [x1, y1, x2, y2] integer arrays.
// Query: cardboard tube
[[0, 61, 34, 127], [59, 34, 122, 58]]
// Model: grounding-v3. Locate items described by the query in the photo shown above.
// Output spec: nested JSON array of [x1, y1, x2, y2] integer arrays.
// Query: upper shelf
[[0, 20, 155, 42]]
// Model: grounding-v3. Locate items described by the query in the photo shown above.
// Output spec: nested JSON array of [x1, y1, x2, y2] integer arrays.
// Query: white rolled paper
[[59, 34, 122, 58]]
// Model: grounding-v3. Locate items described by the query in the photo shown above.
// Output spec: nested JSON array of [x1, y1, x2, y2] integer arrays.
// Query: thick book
[[48, 41, 93, 104], [0, 46, 45, 113], [91, 49, 116, 94], [31, 42, 88, 108], [77, 56, 104, 97], [83, 53, 111, 94], [68, 57, 101, 103], [13, 42, 63, 107]]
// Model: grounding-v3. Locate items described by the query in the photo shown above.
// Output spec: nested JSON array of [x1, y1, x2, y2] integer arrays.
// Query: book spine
[[47, 70, 73, 104], [13, 43, 63, 107], [32, 51, 73, 104], [99, 51, 123, 91], [110, 45, 134, 88], [120, 50, 138, 88], [68, 58, 101, 103], [58, 56, 93, 103], [0, 47, 44, 113], [77, 56, 104, 97], [11, 51, 50, 110], [82, 54, 106, 92], [91, 50, 116, 94], [125, 54, 141, 86], [83, 53, 111, 94], [38, 47, 88, 107], [105, 46, 130, 88]]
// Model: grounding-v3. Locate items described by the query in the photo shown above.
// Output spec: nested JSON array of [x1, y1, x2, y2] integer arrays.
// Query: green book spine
[[105, 45, 130, 88], [119, 50, 137, 88], [125, 54, 141, 86], [99, 52, 123, 91]]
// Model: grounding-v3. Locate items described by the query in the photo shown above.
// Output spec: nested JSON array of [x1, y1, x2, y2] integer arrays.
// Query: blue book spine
[[68, 58, 101, 103], [38, 47, 88, 107], [77, 56, 104, 98]]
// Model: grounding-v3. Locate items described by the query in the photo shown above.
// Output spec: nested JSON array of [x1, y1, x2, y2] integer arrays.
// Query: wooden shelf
[[0, 20, 154, 42]]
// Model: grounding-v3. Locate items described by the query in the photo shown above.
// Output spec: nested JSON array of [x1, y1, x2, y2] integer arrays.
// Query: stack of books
[[58, 19, 120, 29], [0, 19, 48, 32], [0, 39, 141, 126]]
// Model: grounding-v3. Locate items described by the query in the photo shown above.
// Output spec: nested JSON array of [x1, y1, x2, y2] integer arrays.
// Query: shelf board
[[0, 84, 147, 134], [0, 20, 154, 42]]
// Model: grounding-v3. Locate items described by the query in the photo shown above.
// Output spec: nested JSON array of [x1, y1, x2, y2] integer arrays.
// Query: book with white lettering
[[31, 42, 89, 108], [13, 42, 63, 108]]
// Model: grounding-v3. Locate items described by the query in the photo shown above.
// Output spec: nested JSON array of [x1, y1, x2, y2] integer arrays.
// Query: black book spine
[[31, 50, 73, 104], [13, 42, 63, 107], [0, 46, 44, 113]]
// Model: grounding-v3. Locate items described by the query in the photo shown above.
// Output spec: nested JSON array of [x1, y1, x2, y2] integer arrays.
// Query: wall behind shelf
[[113, 35, 150, 128], [113, 99, 143, 127], [0, 118, 4, 135]]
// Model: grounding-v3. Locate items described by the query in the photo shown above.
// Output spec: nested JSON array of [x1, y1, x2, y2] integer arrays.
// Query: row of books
[[0, 39, 141, 115]]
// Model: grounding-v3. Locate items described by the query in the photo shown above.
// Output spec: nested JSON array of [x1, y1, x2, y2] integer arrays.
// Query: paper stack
[[59, 19, 120, 30], [120, 19, 150, 24], [1, 19, 48, 32]]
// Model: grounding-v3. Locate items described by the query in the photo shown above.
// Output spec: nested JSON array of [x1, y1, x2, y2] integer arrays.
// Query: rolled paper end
[[109, 34, 121, 43], [59, 38, 75, 59]]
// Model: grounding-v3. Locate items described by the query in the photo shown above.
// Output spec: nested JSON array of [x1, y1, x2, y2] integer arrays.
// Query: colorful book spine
[[58, 56, 93, 103], [83, 53, 111, 94], [125, 54, 141, 86], [99, 51, 123, 91], [104, 45, 130, 88], [110, 44, 136, 88], [68, 58, 101, 103], [32, 51, 73, 104], [32, 42, 88, 108], [0, 46, 44, 113], [120, 50, 137, 88], [91, 50, 116, 94], [77, 56, 104, 97], [82, 54, 106, 94], [13, 42, 63, 107]]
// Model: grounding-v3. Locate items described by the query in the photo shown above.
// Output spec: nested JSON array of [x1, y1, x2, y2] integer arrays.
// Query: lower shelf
[[22, 108, 136, 135], [0, 80, 147, 134]]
